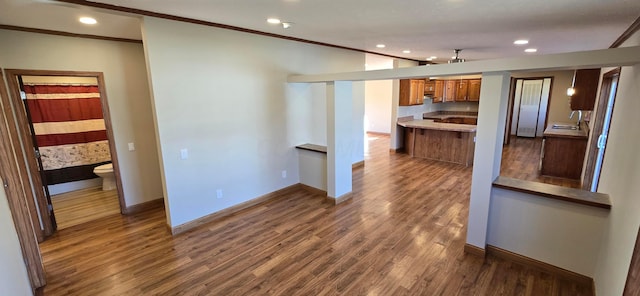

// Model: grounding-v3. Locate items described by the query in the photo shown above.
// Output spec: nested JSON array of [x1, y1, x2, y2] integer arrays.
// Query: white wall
[[488, 188, 608, 276], [0, 29, 163, 207], [0, 187, 33, 296], [364, 54, 393, 134], [141, 17, 365, 227], [594, 29, 640, 296]]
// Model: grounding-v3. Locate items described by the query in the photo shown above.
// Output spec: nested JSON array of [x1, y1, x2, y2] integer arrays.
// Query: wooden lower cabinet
[[540, 136, 587, 180], [404, 127, 475, 166]]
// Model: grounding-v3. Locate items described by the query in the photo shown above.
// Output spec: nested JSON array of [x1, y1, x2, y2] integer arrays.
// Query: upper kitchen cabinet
[[424, 79, 436, 96], [569, 69, 601, 110], [455, 80, 469, 101], [444, 80, 457, 102], [399, 79, 425, 106], [433, 80, 444, 103], [468, 79, 481, 101]]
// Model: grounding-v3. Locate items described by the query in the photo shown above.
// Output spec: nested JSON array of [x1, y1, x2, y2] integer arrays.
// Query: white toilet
[[93, 163, 116, 191]]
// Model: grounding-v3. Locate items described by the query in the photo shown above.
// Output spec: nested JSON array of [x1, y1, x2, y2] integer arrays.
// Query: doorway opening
[[3, 69, 125, 240]]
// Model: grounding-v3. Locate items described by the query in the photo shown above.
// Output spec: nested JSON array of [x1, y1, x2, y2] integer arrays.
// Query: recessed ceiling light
[[426, 56, 437, 61], [79, 17, 97, 25], [524, 48, 538, 53], [267, 18, 281, 24], [402, 50, 411, 54], [282, 22, 292, 29], [514, 39, 529, 45], [376, 44, 386, 48]]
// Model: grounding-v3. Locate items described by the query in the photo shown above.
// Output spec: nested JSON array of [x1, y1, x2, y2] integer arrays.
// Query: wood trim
[[486, 245, 594, 287], [123, 198, 164, 215], [55, 0, 419, 63], [171, 184, 302, 235], [610, 15, 640, 48], [352, 160, 365, 169], [464, 243, 486, 258], [326, 192, 353, 205], [366, 131, 391, 136], [623, 227, 640, 295], [94, 73, 127, 214], [493, 176, 611, 209], [582, 68, 620, 191], [0, 70, 47, 290], [3, 70, 55, 237], [389, 148, 405, 154], [0, 72, 43, 242], [0, 24, 142, 44], [299, 183, 327, 196]]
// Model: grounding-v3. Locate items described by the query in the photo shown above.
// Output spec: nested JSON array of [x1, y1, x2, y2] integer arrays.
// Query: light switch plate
[[180, 148, 188, 160], [128, 142, 135, 151]]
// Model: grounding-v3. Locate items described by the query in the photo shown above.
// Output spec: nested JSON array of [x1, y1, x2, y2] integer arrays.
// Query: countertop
[[398, 119, 477, 132], [543, 122, 589, 139], [423, 114, 478, 120]]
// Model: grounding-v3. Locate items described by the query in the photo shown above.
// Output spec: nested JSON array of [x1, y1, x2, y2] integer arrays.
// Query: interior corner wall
[[364, 54, 393, 134], [0, 187, 33, 296], [141, 17, 365, 227], [0, 29, 163, 207], [594, 30, 640, 296]]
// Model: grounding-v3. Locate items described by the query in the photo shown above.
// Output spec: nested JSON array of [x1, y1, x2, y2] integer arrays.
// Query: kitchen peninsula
[[398, 112, 477, 166]]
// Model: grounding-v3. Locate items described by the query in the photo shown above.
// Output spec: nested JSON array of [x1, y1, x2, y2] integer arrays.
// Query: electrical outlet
[[281, 170, 287, 179], [216, 189, 223, 199]]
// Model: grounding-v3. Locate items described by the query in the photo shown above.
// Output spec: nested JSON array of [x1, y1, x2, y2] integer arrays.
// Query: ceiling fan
[[448, 49, 466, 63]]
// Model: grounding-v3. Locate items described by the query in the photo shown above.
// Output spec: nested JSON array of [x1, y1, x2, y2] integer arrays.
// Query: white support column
[[466, 71, 511, 249], [326, 81, 353, 203]]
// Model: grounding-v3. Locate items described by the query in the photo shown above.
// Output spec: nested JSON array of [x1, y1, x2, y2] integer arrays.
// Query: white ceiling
[[1, 0, 639, 63]]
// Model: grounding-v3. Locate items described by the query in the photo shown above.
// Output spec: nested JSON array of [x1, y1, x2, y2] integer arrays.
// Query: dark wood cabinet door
[[468, 79, 481, 101], [455, 80, 469, 101], [570, 69, 601, 110], [399, 79, 412, 106]]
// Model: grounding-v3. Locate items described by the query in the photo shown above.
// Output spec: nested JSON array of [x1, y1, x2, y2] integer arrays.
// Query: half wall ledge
[[492, 176, 611, 210]]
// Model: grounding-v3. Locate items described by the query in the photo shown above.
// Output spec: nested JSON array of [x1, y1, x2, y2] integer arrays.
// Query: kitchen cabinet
[[541, 123, 588, 180], [455, 80, 469, 101], [444, 80, 457, 102], [570, 69, 600, 110], [468, 79, 481, 101], [433, 80, 444, 103], [424, 79, 436, 96], [399, 79, 425, 106]]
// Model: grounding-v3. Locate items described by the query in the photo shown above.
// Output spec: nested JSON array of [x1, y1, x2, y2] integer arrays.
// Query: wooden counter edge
[[492, 176, 611, 210]]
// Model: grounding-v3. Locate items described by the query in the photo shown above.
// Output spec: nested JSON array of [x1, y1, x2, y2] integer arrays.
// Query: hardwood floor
[[501, 136, 581, 189], [38, 134, 592, 295], [50, 187, 120, 230]]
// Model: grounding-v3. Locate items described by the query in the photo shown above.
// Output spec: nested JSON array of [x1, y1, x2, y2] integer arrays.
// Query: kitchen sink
[[552, 124, 579, 130]]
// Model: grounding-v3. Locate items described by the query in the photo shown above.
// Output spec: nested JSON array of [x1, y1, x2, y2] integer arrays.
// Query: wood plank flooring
[[501, 136, 581, 189], [50, 187, 120, 230], [38, 134, 592, 295]]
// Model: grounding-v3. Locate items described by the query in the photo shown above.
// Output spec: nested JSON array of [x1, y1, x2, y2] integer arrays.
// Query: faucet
[[570, 110, 582, 129]]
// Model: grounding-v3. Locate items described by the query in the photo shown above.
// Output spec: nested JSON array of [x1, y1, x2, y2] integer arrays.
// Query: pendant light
[[448, 49, 465, 64], [567, 70, 577, 96]]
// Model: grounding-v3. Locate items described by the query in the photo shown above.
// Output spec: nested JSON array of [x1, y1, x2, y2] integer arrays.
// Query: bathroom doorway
[[3, 69, 124, 238]]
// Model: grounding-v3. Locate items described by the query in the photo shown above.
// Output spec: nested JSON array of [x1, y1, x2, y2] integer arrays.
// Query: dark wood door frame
[[504, 76, 554, 144], [624, 227, 640, 295], [582, 68, 620, 191], [0, 69, 46, 291], [3, 69, 127, 239]]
